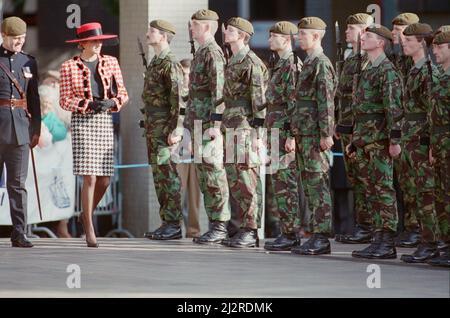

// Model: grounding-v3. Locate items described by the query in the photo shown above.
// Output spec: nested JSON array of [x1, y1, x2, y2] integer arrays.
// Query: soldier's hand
[[334, 125, 341, 140], [345, 144, 356, 159], [30, 134, 40, 148], [285, 137, 296, 153], [320, 136, 334, 151], [429, 148, 435, 165], [389, 144, 401, 158], [167, 131, 182, 146]]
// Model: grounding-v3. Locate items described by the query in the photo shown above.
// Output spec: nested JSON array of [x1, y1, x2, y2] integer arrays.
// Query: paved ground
[[0, 238, 448, 298]]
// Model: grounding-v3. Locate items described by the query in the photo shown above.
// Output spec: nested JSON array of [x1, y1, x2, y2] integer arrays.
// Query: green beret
[[1, 16, 27, 36], [227, 17, 254, 36], [433, 31, 450, 45], [365, 25, 393, 41], [269, 21, 298, 35], [191, 9, 219, 21], [346, 13, 373, 25], [298, 17, 326, 30], [149, 19, 176, 35], [392, 13, 419, 26], [403, 23, 433, 36]]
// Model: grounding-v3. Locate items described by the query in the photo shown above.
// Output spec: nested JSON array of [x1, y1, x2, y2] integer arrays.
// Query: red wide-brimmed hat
[[65, 22, 118, 43]]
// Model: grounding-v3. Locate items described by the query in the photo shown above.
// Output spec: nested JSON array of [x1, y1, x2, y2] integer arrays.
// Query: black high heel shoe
[[78, 213, 99, 248]]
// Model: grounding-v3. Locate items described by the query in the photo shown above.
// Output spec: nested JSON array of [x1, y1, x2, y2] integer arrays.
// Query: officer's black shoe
[[228, 228, 259, 248], [291, 233, 330, 255], [264, 233, 301, 251], [401, 243, 440, 263], [427, 250, 450, 268], [150, 222, 182, 240], [394, 229, 421, 248], [352, 231, 383, 258], [144, 223, 166, 239], [11, 234, 34, 248], [339, 224, 373, 244], [363, 230, 397, 259], [193, 221, 228, 245]]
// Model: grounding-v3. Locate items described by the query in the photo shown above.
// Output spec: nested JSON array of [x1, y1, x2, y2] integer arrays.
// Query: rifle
[[352, 32, 362, 95], [221, 23, 231, 65], [335, 21, 344, 78], [188, 21, 196, 57], [290, 31, 299, 86], [137, 37, 148, 69], [422, 40, 433, 98]]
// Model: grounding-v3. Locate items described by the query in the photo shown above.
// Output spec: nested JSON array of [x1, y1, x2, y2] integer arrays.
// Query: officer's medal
[[22, 66, 33, 79]]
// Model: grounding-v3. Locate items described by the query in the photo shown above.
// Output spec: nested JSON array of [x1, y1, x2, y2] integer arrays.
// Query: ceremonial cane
[[30, 147, 43, 221]]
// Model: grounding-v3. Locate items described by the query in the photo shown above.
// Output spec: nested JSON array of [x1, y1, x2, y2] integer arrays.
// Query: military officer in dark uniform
[[0, 17, 41, 248]]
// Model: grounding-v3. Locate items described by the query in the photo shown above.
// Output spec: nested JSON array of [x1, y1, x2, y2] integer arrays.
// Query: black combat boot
[[437, 240, 449, 251], [427, 249, 450, 268], [352, 230, 383, 258], [394, 229, 421, 247], [144, 222, 167, 239], [228, 228, 259, 248], [193, 221, 228, 245], [401, 242, 440, 263], [339, 223, 373, 244], [291, 233, 330, 255], [264, 233, 301, 251], [366, 230, 397, 259], [149, 222, 182, 240]]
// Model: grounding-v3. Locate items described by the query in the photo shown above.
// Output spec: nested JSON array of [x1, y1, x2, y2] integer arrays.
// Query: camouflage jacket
[[403, 57, 438, 141], [290, 47, 336, 138], [429, 66, 450, 140], [351, 52, 403, 147], [141, 47, 184, 136], [389, 51, 414, 84], [222, 45, 268, 130], [336, 50, 368, 126], [265, 51, 301, 129], [184, 37, 225, 131]]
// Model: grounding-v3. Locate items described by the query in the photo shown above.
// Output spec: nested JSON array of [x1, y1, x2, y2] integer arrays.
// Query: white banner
[[0, 134, 76, 225]]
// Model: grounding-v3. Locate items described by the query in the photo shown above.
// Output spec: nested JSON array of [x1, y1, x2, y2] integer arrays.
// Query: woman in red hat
[[59, 22, 129, 247]]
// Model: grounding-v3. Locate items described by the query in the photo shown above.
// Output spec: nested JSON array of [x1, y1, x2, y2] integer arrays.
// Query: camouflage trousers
[[224, 128, 263, 229], [341, 134, 371, 225], [394, 155, 418, 231], [354, 140, 397, 232], [398, 138, 438, 243], [195, 134, 231, 222], [432, 134, 450, 242], [295, 135, 332, 234], [266, 128, 300, 234], [146, 133, 182, 222]]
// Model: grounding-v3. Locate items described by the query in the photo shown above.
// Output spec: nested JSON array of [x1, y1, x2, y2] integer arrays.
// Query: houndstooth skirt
[[71, 112, 114, 176]]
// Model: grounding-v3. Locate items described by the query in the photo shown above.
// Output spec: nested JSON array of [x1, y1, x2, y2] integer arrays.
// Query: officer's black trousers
[[0, 143, 29, 238]]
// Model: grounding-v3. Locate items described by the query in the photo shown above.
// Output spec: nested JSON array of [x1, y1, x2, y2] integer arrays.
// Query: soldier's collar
[[367, 52, 386, 69], [156, 47, 171, 60], [305, 47, 323, 63], [1, 45, 18, 56], [413, 57, 426, 70], [445, 65, 450, 76], [279, 50, 292, 60], [197, 36, 215, 51], [229, 45, 250, 64]]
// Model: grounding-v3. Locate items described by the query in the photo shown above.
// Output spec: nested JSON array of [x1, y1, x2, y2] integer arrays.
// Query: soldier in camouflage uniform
[[221, 17, 268, 248], [263, 21, 302, 251], [183, 10, 231, 244], [398, 23, 440, 263], [289, 17, 336, 256], [141, 20, 184, 240], [391, 13, 423, 247], [335, 13, 373, 244], [428, 31, 450, 267], [348, 25, 404, 259]]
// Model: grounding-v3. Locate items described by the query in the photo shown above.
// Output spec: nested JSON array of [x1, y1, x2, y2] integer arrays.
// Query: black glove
[[88, 99, 116, 113]]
